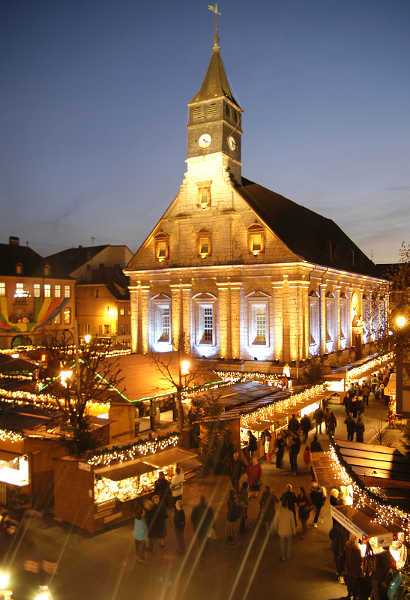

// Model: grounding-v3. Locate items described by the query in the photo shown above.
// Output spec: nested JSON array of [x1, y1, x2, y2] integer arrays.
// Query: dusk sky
[[1, 0, 409, 263]]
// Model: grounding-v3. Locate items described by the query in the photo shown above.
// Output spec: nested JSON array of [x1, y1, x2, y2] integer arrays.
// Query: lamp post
[[395, 313, 409, 415]]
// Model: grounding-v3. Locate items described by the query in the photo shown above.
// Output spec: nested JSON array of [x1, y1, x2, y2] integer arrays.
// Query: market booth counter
[[54, 436, 198, 533]]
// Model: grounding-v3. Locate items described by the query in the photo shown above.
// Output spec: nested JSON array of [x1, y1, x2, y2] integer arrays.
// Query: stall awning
[[96, 461, 155, 481], [143, 448, 197, 469], [331, 505, 395, 545], [0, 450, 23, 462]]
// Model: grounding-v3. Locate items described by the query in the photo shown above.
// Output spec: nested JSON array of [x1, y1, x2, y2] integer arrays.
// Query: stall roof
[[0, 450, 23, 461], [143, 448, 197, 469], [97, 461, 155, 480], [331, 505, 395, 543], [336, 439, 410, 485], [324, 353, 380, 378]]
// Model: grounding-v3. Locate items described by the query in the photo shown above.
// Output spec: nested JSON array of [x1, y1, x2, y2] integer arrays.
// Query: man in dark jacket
[[345, 413, 355, 441], [288, 414, 300, 435], [289, 433, 301, 474], [355, 417, 365, 443], [314, 407, 324, 434], [310, 482, 326, 527], [300, 414, 311, 442], [274, 432, 285, 468]]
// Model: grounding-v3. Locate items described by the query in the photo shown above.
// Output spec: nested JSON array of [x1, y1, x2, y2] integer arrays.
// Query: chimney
[[9, 236, 20, 246]]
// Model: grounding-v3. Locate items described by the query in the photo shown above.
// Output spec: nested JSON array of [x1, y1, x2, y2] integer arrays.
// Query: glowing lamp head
[[395, 315, 407, 329], [84, 334, 91, 344], [59, 370, 73, 388], [282, 364, 290, 378], [35, 586, 52, 600], [0, 571, 10, 590], [180, 360, 190, 376]]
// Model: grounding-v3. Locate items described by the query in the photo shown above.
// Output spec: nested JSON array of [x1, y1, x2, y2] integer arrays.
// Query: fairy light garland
[[0, 387, 109, 416], [87, 432, 180, 467], [240, 384, 326, 430], [345, 353, 393, 385], [0, 428, 24, 443], [215, 370, 282, 385], [328, 436, 410, 542]]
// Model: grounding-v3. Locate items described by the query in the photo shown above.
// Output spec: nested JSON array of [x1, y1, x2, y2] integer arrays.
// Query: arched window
[[197, 181, 212, 209], [197, 230, 211, 259], [308, 290, 320, 354], [154, 233, 169, 263]]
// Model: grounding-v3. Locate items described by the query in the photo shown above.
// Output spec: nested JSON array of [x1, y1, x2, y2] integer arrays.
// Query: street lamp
[[59, 370, 72, 388], [84, 334, 91, 344], [395, 314, 407, 329]]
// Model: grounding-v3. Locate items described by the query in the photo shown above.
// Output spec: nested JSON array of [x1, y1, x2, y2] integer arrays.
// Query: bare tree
[[47, 338, 123, 453]]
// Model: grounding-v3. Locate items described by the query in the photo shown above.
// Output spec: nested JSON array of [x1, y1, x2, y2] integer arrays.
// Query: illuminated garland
[[240, 384, 325, 429], [0, 428, 24, 443], [215, 370, 282, 384], [345, 353, 393, 385], [329, 436, 410, 542], [87, 431, 180, 467], [0, 387, 109, 416]]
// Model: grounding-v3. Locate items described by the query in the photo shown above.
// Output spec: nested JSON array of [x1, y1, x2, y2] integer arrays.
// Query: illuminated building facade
[[125, 34, 388, 365], [0, 237, 75, 348]]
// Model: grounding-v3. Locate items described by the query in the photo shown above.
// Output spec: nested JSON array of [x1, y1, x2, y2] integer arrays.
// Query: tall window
[[254, 306, 267, 345], [158, 306, 170, 342], [44, 284, 51, 298], [33, 283, 40, 298], [155, 233, 169, 263], [0, 282, 5, 296], [326, 292, 336, 350], [55, 285, 61, 298], [340, 293, 348, 340], [64, 285, 71, 298], [309, 291, 320, 354], [197, 182, 211, 209], [202, 307, 213, 344], [198, 231, 211, 259], [248, 224, 265, 256], [63, 307, 71, 324]]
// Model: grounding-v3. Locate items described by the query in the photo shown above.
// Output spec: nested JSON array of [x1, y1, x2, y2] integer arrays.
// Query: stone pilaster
[[181, 285, 192, 352], [272, 282, 283, 361], [140, 285, 150, 354], [346, 288, 353, 347], [170, 284, 182, 349], [129, 286, 139, 353], [217, 283, 229, 359], [282, 276, 291, 362], [335, 287, 341, 350], [320, 284, 327, 355], [230, 283, 241, 359]]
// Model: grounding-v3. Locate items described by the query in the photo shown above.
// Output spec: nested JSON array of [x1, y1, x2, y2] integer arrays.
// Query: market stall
[[54, 433, 198, 533]]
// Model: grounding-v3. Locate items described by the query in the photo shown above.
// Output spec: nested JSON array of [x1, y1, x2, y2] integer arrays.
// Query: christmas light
[[87, 432, 180, 467], [0, 429, 24, 443], [345, 353, 393, 385]]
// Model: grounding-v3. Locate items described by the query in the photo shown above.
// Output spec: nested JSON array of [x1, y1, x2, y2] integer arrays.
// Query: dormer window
[[198, 231, 211, 259], [155, 233, 169, 263], [248, 224, 265, 256], [43, 263, 50, 276], [197, 182, 212, 209], [16, 262, 23, 275]]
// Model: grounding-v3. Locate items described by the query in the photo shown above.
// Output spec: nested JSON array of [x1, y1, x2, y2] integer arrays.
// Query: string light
[[87, 432, 180, 467], [0, 387, 109, 416], [345, 352, 393, 385], [0, 428, 24, 443]]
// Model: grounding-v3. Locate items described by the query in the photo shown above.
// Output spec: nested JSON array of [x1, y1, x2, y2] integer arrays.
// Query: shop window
[[55, 284, 61, 298], [44, 284, 51, 298], [54, 312, 61, 325], [198, 231, 211, 259], [33, 283, 40, 298], [64, 285, 71, 298], [248, 224, 265, 256], [0, 282, 5, 296], [197, 181, 212, 209], [63, 307, 71, 324], [16, 262, 23, 275], [155, 233, 169, 263]]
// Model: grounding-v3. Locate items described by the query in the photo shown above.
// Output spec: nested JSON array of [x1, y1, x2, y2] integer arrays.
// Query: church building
[[125, 31, 388, 368]]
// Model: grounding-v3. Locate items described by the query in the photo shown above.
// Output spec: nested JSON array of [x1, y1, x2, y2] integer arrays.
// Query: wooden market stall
[[54, 435, 198, 533]]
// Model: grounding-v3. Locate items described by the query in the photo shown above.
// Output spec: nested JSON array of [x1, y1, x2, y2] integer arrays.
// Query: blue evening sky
[[1, 0, 409, 263]]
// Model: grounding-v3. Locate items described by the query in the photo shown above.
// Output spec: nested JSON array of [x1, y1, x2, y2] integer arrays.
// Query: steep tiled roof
[[45, 246, 108, 277], [0, 243, 44, 277], [237, 178, 379, 277]]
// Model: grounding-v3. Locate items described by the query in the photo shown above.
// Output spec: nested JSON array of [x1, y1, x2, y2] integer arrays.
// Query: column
[[272, 282, 283, 361], [140, 285, 150, 354], [282, 276, 291, 362], [181, 285, 192, 352], [300, 283, 310, 359], [217, 283, 229, 359], [288, 283, 299, 362], [346, 289, 353, 346], [335, 287, 341, 350], [320, 284, 327, 355], [170, 284, 182, 350], [230, 283, 241, 359], [129, 285, 139, 353]]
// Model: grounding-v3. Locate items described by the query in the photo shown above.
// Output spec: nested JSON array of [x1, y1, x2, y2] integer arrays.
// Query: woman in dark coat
[[148, 494, 167, 551], [344, 534, 363, 600]]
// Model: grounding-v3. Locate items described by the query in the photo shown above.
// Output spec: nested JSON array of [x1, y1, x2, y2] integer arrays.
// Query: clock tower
[[186, 32, 243, 183]]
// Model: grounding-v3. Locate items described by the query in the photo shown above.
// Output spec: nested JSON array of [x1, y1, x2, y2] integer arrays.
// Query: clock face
[[227, 135, 237, 151], [198, 133, 212, 148]]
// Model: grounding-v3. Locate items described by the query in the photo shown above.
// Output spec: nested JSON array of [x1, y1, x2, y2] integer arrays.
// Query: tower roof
[[189, 37, 240, 108]]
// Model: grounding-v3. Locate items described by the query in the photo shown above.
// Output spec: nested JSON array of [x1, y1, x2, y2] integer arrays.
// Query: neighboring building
[[125, 33, 389, 368], [46, 245, 132, 342], [0, 237, 75, 349]]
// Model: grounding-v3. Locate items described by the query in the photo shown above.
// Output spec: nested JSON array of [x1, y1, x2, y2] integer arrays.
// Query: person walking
[[230, 451, 246, 492], [303, 444, 314, 479], [191, 496, 215, 553], [288, 414, 300, 435], [289, 433, 301, 474], [310, 482, 326, 527], [345, 413, 356, 441], [355, 417, 365, 443], [133, 507, 148, 563], [273, 498, 297, 561], [327, 410, 337, 437], [247, 456, 262, 496], [148, 494, 168, 552], [226, 490, 241, 545], [281, 483, 297, 526], [296, 487, 311, 537], [170, 465, 184, 504], [154, 471, 171, 504], [300, 414, 311, 442], [173, 499, 185, 554], [313, 406, 324, 434], [275, 432, 285, 468], [247, 430, 258, 459]]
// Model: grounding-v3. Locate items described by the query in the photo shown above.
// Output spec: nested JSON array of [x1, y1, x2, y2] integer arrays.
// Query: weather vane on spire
[[208, 4, 221, 49]]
